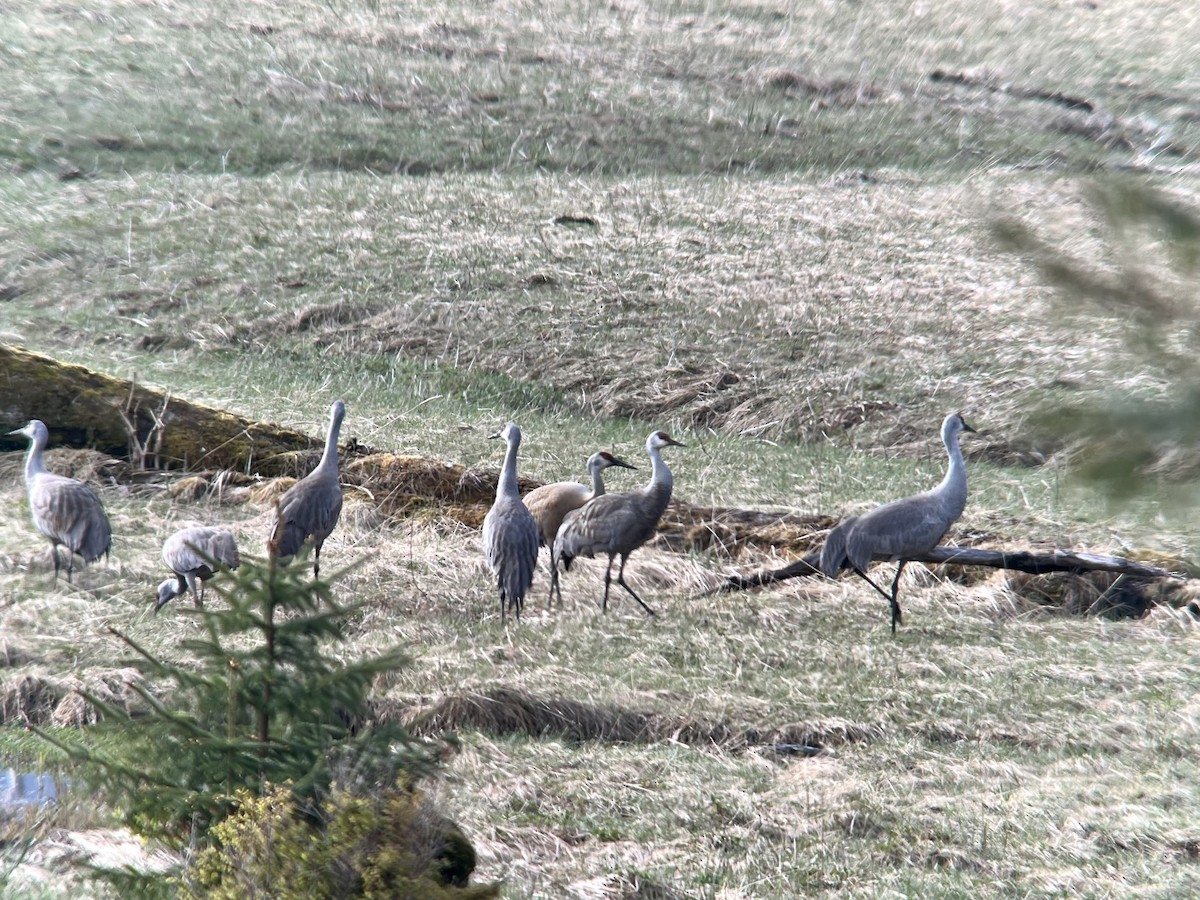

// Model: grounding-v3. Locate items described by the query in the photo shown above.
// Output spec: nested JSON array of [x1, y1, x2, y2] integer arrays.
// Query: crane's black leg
[[853, 568, 893, 604], [548, 549, 562, 608], [852, 566, 906, 632], [888, 562, 907, 634], [615, 556, 657, 617], [602, 557, 616, 613], [313, 542, 322, 580]]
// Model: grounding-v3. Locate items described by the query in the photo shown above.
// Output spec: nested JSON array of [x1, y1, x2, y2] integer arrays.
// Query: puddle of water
[[0, 767, 59, 808]]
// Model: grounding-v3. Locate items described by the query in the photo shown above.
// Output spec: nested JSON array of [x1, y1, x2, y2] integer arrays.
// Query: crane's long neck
[[588, 459, 606, 498], [936, 428, 968, 515], [499, 435, 521, 498], [316, 406, 344, 473], [24, 432, 47, 483], [643, 445, 674, 504]]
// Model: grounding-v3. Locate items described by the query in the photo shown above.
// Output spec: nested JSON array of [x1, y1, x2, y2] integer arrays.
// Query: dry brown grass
[[2, 461, 1200, 895], [400, 686, 883, 752], [5, 0, 1200, 895]]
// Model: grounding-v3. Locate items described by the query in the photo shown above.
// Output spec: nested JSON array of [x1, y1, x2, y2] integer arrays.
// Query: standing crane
[[9, 420, 112, 583], [553, 430, 685, 616], [819, 412, 976, 633], [155, 525, 241, 612], [267, 399, 346, 579], [523, 450, 636, 606], [482, 422, 540, 623]]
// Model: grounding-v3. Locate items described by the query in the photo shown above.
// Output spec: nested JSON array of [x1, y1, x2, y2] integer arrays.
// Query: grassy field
[[3, 0, 1200, 896]]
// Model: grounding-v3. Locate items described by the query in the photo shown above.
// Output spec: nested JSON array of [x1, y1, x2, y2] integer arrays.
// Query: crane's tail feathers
[[819, 517, 857, 577], [270, 521, 309, 560]]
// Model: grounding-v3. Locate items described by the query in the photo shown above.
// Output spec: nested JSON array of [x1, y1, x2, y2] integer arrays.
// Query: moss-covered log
[[0, 344, 326, 476]]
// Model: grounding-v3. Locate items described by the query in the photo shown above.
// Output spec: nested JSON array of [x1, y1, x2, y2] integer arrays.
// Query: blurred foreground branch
[[994, 182, 1200, 500]]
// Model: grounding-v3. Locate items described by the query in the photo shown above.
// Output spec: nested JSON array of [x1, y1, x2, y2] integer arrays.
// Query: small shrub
[[179, 782, 498, 900]]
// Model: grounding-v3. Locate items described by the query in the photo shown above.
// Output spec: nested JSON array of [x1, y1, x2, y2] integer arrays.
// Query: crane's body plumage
[[268, 400, 346, 578], [523, 450, 636, 606], [11, 420, 112, 582], [554, 430, 684, 616], [820, 412, 974, 632], [482, 422, 540, 621], [156, 525, 241, 611]]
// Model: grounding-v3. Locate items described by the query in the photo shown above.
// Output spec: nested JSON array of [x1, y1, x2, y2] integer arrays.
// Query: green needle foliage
[[994, 181, 1200, 517], [34, 554, 445, 891]]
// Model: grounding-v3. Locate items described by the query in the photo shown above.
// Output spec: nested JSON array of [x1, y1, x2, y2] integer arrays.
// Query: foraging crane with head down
[[523, 450, 636, 606], [553, 430, 685, 616], [482, 422, 540, 622], [268, 399, 346, 578], [155, 525, 241, 612], [819, 412, 976, 633], [10, 419, 112, 583]]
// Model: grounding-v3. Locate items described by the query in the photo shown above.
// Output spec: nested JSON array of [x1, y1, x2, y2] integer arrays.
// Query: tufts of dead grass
[[400, 686, 883, 752], [1004, 570, 1166, 619], [659, 504, 831, 559], [0, 669, 143, 727], [341, 453, 528, 524], [0, 674, 61, 726]]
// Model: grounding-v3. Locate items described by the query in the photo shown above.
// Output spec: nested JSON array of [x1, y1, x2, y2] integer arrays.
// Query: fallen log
[[719, 546, 1184, 593], [0, 343, 357, 476]]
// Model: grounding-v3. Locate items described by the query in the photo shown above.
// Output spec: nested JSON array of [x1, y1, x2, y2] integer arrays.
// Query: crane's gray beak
[[612, 457, 637, 470]]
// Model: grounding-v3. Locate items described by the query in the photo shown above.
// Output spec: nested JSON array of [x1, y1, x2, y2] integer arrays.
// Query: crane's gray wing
[[848, 495, 953, 565], [553, 491, 645, 560], [206, 529, 240, 569], [30, 473, 111, 561], [483, 500, 539, 601], [164, 529, 208, 576], [271, 476, 343, 556], [482, 506, 501, 572], [168, 527, 240, 575]]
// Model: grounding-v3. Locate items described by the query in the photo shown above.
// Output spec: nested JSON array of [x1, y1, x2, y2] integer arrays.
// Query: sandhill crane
[[482, 422, 540, 623], [482, 422, 540, 619], [553, 430, 685, 616], [523, 450, 637, 606], [9, 420, 112, 583], [819, 412, 976, 633], [268, 399, 346, 578], [155, 525, 241, 612]]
